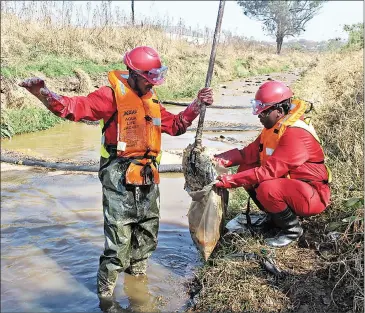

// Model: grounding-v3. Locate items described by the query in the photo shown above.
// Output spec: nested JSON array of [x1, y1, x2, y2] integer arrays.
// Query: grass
[[1, 107, 65, 137], [0, 7, 317, 138], [2, 54, 123, 78], [189, 48, 364, 313]]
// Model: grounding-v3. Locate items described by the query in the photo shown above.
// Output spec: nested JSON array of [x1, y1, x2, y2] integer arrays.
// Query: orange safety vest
[[260, 99, 319, 165], [107, 70, 162, 185]]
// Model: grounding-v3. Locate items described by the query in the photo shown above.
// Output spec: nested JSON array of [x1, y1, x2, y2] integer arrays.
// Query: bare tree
[[237, 0, 326, 54], [131, 0, 134, 25]]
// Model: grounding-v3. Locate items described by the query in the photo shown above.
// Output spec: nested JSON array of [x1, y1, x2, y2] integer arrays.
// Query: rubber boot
[[97, 271, 118, 300], [124, 259, 148, 276], [265, 207, 303, 247], [99, 296, 122, 313], [246, 190, 273, 231]]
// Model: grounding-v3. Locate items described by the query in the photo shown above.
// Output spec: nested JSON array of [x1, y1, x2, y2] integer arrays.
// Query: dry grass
[[1, 2, 316, 109], [189, 49, 364, 313], [1, 2, 317, 138], [294, 50, 364, 211], [189, 232, 327, 313]]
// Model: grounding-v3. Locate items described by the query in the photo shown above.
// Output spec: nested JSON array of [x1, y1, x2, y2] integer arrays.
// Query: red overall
[[229, 127, 330, 217]]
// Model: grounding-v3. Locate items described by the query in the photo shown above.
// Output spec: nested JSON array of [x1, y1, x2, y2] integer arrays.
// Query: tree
[[237, 0, 326, 54], [131, 0, 135, 25], [343, 23, 364, 50]]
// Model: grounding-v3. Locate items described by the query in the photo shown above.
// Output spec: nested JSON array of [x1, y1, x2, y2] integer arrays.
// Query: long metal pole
[[194, 0, 225, 149]]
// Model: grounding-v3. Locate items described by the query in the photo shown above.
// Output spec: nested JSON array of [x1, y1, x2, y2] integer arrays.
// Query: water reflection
[[1, 122, 258, 163], [1, 166, 199, 312]]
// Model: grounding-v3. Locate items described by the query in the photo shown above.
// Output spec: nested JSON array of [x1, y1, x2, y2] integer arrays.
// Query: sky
[[105, 0, 364, 42], [6, 1, 364, 42]]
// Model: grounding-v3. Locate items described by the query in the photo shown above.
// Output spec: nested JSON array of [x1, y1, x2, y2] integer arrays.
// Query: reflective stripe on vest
[[99, 84, 126, 159], [291, 119, 320, 143]]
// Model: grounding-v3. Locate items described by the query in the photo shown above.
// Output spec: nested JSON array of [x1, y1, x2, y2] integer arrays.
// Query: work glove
[[215, 172, 248, 189], [18, 77, 61, 107], [213, 148, 243, 168], [181, 87, 213, 123]]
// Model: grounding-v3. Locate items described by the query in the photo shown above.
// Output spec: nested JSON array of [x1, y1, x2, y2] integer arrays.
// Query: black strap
[[306, 160, 325, 164], [102, 87, 118, 135], [101, 110, 117, 134], [246, 197, 255, 236], [298, 178, 329, 184]]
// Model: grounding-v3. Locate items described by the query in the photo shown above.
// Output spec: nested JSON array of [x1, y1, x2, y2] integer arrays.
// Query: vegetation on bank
[[1, 106, 64, 138], [1, 9, 316, 138]]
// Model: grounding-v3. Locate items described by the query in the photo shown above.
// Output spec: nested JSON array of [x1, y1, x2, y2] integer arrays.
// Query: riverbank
[[187, 49, 363, 313], [1, 10, 316, 138]]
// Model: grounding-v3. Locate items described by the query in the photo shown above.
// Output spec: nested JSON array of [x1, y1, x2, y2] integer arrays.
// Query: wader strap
[[102, 111, 117, 134]]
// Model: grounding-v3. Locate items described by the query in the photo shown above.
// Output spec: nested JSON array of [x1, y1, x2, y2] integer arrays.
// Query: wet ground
[[1, 71, 300, 312]]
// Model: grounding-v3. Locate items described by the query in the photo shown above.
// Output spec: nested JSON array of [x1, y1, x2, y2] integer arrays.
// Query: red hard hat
[[123, 46, 167, 85], [252, 81, 293, 115], [123, 46, 162, 72]]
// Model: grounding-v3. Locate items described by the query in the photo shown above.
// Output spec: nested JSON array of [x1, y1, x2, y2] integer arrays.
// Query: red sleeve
[[160, 104, 192, 136], [239, 135, 261, 165], [47, 86, 116, 121], [236, 128, 313, 186]]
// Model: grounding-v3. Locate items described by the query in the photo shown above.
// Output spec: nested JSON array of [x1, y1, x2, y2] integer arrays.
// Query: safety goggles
[[136, 66, 168, 86], [251, 99, 276, 115]]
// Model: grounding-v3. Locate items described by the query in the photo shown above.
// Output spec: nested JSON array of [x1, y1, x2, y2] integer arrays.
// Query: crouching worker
[[19, 46, 214, 301], [214, 81, 331, 248]]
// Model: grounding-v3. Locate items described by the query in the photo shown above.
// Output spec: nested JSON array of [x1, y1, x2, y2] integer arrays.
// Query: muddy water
[[1, 164, 195, 312], [1, 118, 259, 163]]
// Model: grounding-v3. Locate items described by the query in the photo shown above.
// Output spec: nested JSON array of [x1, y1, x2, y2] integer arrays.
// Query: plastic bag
[[225, 213, 267, 234], [187, 182, 228, 260]]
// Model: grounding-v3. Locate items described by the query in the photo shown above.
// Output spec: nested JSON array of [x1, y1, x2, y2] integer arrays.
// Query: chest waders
[[97, 75, 161, 299]]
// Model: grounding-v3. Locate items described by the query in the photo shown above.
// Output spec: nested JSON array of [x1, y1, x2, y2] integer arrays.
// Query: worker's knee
[[256, 180, 283, 204]]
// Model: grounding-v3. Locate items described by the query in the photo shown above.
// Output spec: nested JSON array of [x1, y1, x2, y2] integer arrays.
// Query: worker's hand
[[215, 174, 234, 188], [181, 87, 214, 123], [213, 157, 233, 168], [19, 77, 61, 108], [213, 148, 243, 168], [18, 77, 51, 100], [215, 172, 249, 189], [197, 87, 213, 106]]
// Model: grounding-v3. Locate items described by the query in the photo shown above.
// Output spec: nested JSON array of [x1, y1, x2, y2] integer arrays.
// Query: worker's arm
[[19, 77, 115, 121], [213, 135, 261, 167], [160, 87, 213, 136], [215, 128, 318, 188]]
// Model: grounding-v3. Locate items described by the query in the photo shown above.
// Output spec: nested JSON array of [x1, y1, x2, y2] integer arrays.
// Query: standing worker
[[19, 46, 214, 301], [214, 81, 331, 247]]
